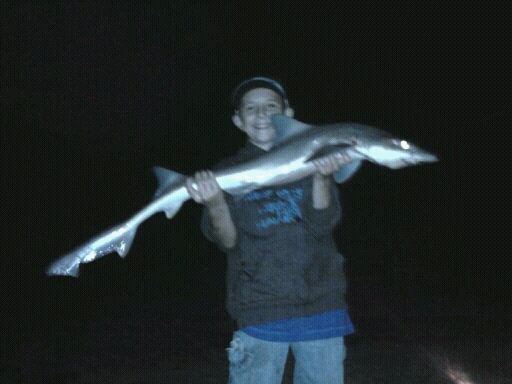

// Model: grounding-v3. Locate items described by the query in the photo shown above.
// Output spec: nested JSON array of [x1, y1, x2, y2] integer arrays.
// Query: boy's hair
[[231, 77, 289, 109]]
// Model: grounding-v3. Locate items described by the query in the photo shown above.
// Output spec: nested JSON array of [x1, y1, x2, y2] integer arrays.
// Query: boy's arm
[[312, 173, 334, 209], [186, 171, 237, 249], [311, 152, 353, 209]]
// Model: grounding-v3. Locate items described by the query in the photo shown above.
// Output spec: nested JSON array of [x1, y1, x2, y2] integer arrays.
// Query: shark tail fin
[[46, 252, 81, 277]]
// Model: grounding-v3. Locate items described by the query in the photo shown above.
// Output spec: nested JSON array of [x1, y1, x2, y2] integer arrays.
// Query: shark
[[46, 114, 438, 277]]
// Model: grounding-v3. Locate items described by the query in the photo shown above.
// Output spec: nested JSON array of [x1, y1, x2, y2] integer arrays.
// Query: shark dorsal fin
[[271, 114, 312, 145], [152, 166, 186, 198]]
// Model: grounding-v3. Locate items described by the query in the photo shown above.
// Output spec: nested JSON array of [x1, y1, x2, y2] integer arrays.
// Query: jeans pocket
[[226, 336, 254, 373]]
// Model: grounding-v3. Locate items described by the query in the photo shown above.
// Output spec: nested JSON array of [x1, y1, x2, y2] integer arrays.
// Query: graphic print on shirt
[[242, 187, 304, 229]]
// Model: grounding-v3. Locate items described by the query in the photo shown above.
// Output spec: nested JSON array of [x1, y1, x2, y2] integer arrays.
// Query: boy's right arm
[[186, 171, 237, 249]]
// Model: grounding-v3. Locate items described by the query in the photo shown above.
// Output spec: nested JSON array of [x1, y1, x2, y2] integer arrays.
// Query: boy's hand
[[313, 152, 352, 176], [186, 171, 223, 205]]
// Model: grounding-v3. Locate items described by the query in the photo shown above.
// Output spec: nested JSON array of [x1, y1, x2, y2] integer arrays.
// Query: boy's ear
[[232, 113, 244, 130], [284, 107, 295, 118]]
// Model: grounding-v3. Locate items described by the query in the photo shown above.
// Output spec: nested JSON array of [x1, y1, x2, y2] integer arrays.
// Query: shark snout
[[386, 149, 439, 169], [399, 152, 437, 168], [413, 151, 439, 163]]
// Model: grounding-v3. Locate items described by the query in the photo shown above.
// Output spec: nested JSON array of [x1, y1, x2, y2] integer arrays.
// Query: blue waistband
[[240, 309, 355, 342]]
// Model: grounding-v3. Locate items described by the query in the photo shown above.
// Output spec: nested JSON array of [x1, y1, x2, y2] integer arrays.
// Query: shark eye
[[391, 139, 410, 150]]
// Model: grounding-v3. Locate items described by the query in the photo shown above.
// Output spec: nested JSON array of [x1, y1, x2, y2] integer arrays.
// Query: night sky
[[1, 0, 510, 368]]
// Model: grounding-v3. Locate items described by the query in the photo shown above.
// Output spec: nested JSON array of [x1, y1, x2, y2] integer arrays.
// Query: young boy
[[186, 77, 360, 383]]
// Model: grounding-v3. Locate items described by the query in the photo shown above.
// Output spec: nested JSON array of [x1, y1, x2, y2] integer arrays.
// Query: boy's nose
[[256, 106, 267, 117]]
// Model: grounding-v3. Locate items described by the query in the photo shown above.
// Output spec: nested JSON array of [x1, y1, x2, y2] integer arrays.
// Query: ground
[[6, 283, 511, 383]]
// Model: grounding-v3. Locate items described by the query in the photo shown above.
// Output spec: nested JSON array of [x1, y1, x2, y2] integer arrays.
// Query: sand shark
[[46, 115, 438, 277]]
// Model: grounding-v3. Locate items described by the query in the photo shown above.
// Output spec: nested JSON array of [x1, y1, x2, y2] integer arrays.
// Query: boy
[[186, 77, 360, 383]]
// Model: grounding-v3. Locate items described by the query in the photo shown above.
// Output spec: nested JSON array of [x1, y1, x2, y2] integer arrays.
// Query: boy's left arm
[[312, 152, 353, 209], [301, 153, 353, 237]]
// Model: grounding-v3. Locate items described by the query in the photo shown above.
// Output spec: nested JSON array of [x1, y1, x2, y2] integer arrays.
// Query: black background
[[1, 0, 510, 375]]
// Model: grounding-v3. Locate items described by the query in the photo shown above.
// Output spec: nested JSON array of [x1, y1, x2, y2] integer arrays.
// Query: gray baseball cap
[[231, 76, 289, 109]]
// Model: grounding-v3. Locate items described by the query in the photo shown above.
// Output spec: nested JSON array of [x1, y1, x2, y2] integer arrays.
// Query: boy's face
[[232, 88, 294, 151]]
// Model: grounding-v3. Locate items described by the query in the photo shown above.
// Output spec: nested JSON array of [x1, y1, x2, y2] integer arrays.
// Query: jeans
[[227, 330, 346, 384]]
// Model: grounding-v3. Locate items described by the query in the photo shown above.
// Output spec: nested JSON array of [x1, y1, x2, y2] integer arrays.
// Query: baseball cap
[[231, 76, 289, 109]]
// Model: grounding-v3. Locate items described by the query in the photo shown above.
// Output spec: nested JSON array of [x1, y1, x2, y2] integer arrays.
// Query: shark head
[[270, 115, 439, 170], [352, 136, 439, 169]]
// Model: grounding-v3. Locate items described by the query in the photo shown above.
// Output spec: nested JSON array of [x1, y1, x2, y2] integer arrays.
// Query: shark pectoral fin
[[115, 228, 137, 258], [153, 166, 187, 198], [271, 114, 312, 145], [334, 160, 363, 184]]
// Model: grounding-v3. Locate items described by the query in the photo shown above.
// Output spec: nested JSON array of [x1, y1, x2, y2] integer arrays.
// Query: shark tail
[[46, 252, 82, 277], [46, 226, 138, 278]]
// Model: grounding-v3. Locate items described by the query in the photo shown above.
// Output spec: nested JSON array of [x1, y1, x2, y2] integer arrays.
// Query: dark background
[[1, 1, 510, 380]]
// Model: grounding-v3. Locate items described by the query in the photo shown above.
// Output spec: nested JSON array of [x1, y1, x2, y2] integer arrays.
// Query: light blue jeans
[[227, 330, 346, 384]]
